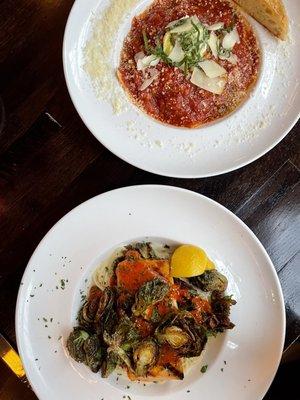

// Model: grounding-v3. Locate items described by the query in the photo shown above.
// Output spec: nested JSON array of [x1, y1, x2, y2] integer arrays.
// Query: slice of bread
[[233, 0, 288, 40]]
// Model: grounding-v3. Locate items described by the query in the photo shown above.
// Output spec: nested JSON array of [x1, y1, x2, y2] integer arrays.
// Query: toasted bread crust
[[233, 0, 288, 40]]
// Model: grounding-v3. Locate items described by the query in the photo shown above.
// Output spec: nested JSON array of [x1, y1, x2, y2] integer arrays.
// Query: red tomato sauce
[[118, 0, 260, 128]]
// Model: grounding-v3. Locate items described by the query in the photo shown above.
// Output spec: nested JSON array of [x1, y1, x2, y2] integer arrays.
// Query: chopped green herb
[[43, 318, 47, 322], [39, 283, 42, 287], [221, 368, 224, 372], [201, 365, 208, 373], [48, 335, 51, 339], [30, 294, 34, 298]]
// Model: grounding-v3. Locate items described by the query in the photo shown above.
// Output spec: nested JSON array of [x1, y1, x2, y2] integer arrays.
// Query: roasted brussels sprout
[[133, 339, 158, 376], [67, 328, 104, 373], [189, 270, 228, 292], [155, 312, 207, 358], [156, 326, 190, 348], [132, 278, 169, 317], [102, 316, 140, 376], [101, 351, 120, 378], [94, 287, 118, 335], [78, 298, 100, 331], [83, 334, 104, 373], [67, 328, 89, 363]]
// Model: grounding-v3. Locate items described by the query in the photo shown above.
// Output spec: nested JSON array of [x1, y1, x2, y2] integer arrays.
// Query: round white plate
[[63, 0, 299, 178], [16, 185, 285, 400]]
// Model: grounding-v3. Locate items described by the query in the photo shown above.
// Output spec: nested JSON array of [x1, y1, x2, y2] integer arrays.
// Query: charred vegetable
[[67, 328, 104, 372], [94, 287, 118, 335], [156, 326, 190, 348], [102, 317, 140, 376], [208, 291, 236, 332], [132, 278, 169, 316], [78, 298, 100, 331], [189, 270, 228, 292], [84, 334, 104, 372], [155, 312, 207, 358], [126, 242, 157, 259], [133, 339, 158, 376], [77, 286, 118, 335], [101, 351, 120, 378], [67, 328, 89, 363]]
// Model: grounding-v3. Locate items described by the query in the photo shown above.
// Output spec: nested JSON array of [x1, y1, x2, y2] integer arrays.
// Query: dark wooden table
[[0, 1, 299, 399]]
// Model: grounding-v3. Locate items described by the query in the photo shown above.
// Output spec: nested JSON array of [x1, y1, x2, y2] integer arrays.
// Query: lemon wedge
[[205, 258, 216, 271], [163, 32, 174, 55], [171, 245, 211, 278]]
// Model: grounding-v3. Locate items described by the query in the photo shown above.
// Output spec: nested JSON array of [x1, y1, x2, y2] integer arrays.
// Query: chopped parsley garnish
[[201, 365, 208, 373]]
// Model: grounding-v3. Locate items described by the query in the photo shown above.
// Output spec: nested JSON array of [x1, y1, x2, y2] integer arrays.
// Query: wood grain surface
[[0, 1, 299, 399]]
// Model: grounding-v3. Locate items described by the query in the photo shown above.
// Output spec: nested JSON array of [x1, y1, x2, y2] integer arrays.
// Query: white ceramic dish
[[63, 0, 299, 178], [16, 185, 285, 400]]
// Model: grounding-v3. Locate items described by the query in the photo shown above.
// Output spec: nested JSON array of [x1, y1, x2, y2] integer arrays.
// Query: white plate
[[63, 0, 299, 178], [16, 185, 285, 400]]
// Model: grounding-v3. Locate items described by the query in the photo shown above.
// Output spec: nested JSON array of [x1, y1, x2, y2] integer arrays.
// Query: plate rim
[[62, 0, 299, 179], [15, 184, 286, 400]]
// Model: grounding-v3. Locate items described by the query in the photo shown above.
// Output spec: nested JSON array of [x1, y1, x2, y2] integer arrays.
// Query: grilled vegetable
[[209, 291, 236, 331], [156, 326, 190, 348], [133, 339, 158, 376], [101, 351, 120, 378], [78, 299, 99, 331], [155, 312, 207, 358], [67, 328, 104, 372], [126, 242, 157, 259], [67, 328, 89, 363], [189, 270, 228, 292], [94, 287, 118, 335], [132, 278, 169, 316], [102, 317, 140, 376], [84, 334, 104, 372]]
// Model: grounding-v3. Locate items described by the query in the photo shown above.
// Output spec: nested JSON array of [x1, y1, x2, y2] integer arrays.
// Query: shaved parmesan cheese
[[134, 51, 145, 62], [191, 15, 200, 25], [208, 32, 218, 58], [219, 53, 238, 65], [222, 27, 240, 50], [199, 60, 227, 78], [169, 40, 185, 63], [136, 54, 160, 70], [199, 42, 208, 57], [140, 68, 159, 91], [191, 67, 227, 94], [206, 22, 224, 31]]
